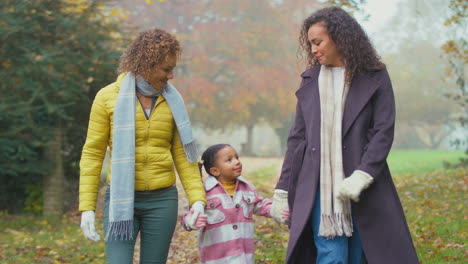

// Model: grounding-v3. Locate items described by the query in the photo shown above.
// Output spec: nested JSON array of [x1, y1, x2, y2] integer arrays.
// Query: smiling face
[[142, 54, 177, 91], [209, 146, 243, 182], [308, 22, 343, 67]]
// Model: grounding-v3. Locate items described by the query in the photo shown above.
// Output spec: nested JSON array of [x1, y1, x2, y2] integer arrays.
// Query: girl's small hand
[[281, 209, 290, 221], [195, 213, 208, 228]]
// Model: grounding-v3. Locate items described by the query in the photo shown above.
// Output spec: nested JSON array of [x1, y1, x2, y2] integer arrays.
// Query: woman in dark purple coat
[[269, 7, 419, 264]]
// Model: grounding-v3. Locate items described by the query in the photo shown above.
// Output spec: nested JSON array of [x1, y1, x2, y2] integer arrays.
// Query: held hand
[[186, 201, 206, 230], [337, 170, 374, 202], [281, 209, 290, 222], [270, 189, 289, 225], [80, 211, 101, 241], [195, 213, 207, 229]]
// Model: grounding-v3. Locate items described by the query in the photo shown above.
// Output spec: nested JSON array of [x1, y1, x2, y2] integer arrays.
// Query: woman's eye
[[311, 40, 320, 45]]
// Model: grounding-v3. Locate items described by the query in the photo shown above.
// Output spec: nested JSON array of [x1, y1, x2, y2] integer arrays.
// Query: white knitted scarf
[[318, 66, 353, 238]]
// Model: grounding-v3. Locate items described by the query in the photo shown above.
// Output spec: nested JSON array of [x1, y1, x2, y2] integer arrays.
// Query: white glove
[[337, 170, 374, 202], [186, 201, 206, 230], [80, 210, 101, 241], [270, 189, 289, 225]]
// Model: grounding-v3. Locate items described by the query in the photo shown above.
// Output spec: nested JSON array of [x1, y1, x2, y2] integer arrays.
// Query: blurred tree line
[[0, 0, 125, 215], [442, 0, 467, 164], [115, 0, 318, 155], [115, 0, 366, 155], [374, 0, 466, 150]]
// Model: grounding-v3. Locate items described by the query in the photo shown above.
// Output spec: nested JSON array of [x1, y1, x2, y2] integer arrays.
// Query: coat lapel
[[342, 73, 379, 137], [296, 67, 380, 139], [296, 67, 321, 130]]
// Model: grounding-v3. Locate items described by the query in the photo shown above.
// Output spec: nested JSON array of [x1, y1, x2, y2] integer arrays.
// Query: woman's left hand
[[337, 170, 373, 202], [271, 189, 289, 225]]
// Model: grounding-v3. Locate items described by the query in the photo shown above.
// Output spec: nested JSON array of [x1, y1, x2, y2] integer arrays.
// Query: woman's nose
[[311, 46, 317, 55]]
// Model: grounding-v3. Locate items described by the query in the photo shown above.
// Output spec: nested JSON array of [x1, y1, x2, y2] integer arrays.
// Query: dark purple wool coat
[[276, 66, 419, 264]]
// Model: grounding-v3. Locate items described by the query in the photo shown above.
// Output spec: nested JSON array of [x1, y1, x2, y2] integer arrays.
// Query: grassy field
[[0, 150, 466, 263], [0, 214, 106, 263], [387, 150, 465, 175]]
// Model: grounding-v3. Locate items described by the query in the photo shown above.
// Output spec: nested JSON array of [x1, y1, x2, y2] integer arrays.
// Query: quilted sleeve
[[79, 89, 110, 211], [171, 130, 206, 206]]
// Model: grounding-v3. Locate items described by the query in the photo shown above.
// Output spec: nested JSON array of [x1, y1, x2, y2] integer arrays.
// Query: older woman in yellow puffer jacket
[[78, 28, 206, 264]]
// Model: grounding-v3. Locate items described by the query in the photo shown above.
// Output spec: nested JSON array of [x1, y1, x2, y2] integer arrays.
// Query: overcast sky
[[358, 0, 401, 36]]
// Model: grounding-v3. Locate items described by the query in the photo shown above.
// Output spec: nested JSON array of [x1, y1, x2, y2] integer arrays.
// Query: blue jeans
[[103, 186, 178, 264], [310, 189, 364, 264]]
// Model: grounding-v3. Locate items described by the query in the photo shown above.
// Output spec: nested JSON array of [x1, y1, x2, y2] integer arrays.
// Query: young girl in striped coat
[[182, 144, 289, 264]]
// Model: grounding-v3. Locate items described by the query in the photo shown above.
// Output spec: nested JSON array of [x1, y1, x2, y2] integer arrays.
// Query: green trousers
[[103, 186, 178, 264]]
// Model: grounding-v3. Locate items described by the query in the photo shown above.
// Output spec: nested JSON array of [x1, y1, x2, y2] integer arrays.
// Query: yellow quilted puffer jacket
[[79, 73, 206, 211]]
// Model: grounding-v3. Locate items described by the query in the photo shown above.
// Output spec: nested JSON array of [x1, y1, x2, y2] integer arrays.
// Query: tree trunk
[[274, 115, 294, 156], [242, 124, 255, 156], [275, 126, 290, 156], [43, 126, 64, 217]]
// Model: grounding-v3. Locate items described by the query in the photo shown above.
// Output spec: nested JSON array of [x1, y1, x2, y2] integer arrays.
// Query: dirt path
[[94, 157, 284, 263]]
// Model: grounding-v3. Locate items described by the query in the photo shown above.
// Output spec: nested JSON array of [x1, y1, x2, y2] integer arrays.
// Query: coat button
[[210, 203, 215, 208], [233, 225, 238, 230], [235, 204, 240, 208], [312, 147, 316, 151], [247, 198, 251, 203], [343, 145, 347, 150]]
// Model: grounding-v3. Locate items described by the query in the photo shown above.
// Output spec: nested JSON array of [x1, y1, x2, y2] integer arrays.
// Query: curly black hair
[[118, 28, 181, 77], [299, 6, 384, 84]]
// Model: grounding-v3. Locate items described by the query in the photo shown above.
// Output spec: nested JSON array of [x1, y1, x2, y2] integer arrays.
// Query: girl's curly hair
[[118, 28, 181, 76], [299, 6, 384, 84]]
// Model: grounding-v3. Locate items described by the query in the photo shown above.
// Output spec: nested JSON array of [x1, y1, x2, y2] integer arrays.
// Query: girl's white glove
[[337, 170, 373, 202], [80, 210, 101, 241], [270, 189, 289, 225], [186, 201, 206, 230]]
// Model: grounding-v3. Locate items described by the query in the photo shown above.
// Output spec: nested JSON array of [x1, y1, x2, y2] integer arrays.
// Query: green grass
[[388, 150, 465, 175], [0, 215, 106, 264], [245, 165, 289, 263], [394, 167, 467, 263]]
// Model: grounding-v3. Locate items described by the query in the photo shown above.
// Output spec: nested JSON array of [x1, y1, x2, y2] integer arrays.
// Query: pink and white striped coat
[[182, 175, 272, 264]]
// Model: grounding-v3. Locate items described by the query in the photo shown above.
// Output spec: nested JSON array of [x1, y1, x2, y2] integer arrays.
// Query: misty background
[[110, 0, 466, 156]]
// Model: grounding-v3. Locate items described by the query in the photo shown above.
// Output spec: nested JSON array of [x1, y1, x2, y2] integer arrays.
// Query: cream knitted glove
[[80, 210, 100, 241], [270, 189, 289, 225], [337, 170, 374, 202]]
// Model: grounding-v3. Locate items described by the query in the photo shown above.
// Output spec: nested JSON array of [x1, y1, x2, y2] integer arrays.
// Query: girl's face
[[143, 54, 177, 91], [209, 146, 243, 182], [308, 22, 343, 67]]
